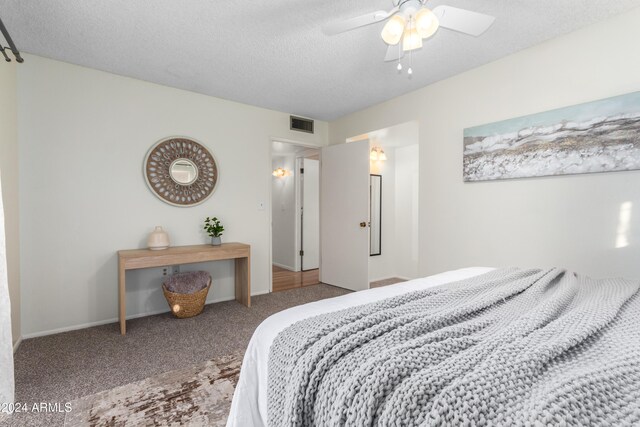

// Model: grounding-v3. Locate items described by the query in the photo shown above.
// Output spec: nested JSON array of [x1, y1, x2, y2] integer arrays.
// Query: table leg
[[118, 260, 126, 335], [235, 255, 251, 307]]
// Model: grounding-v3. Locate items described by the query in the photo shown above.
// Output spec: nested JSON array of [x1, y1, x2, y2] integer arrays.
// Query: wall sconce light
[[370, 147, 387, 161], [272, 167, 291, 178]]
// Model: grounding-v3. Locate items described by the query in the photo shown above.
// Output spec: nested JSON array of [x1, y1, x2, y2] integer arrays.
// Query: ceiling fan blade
[[322, 8, 398, 36], [432, 5, 495, 37], [384, 45, 405, 62]]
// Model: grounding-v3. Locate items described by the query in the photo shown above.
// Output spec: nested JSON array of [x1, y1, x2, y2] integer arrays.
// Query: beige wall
[[0, 61, 20, 347], [18, 55, 328, 337], [330, 8, 640, 280]]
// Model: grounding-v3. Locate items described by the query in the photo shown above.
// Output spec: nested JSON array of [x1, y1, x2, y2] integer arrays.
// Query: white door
[[320, 140, 370, 291], [301, 158, 320, 270]]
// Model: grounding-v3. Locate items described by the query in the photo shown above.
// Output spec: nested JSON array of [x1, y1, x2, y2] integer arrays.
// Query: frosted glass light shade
[[402, 26, 422, 51], [415, 7, 439, 39], [381, 14, 406, 45]]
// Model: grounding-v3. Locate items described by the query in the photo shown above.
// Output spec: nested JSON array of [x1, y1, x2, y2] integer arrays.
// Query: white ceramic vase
[[148, 226, 170, 250]]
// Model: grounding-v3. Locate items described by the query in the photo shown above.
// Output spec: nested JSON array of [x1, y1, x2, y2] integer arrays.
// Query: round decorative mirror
[[144, 137, 218, 207], [170, 159, 198, 185]]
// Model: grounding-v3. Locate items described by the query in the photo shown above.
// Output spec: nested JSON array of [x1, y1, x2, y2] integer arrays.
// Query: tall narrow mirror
[[370, 174, 382, 256]]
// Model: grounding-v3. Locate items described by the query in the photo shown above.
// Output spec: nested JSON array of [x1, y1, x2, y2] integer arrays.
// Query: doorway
[[365, 121, 420, 285], [319, 121, 419, 292], [271, 140, 321, 292]]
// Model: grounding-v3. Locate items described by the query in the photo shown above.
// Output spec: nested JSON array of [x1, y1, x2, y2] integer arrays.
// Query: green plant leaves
[[203, 215, 224, 237]]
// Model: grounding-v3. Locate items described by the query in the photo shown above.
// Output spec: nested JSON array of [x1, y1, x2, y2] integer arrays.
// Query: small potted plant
[[204, 216, 224, 246]]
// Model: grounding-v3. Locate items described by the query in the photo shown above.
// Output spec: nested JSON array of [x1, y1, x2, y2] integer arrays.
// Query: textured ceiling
[[1, 1, 639, 120]]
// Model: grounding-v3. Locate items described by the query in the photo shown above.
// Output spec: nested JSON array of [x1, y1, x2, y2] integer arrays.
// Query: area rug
[[64, 353, 242, 426]]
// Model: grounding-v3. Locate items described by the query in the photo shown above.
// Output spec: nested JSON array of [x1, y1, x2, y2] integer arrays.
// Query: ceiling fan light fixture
[[381, 14, 406, 45], [415, 7, 439, 39], [402, 25, 422, 52]]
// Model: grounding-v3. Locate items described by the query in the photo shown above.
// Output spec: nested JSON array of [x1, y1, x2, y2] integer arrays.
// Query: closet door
[[320, 140, 370, 291], [301, 158, 320, 271]]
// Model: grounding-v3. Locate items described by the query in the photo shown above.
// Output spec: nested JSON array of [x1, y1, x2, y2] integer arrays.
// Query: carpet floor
[[3, 284, 349, 427]]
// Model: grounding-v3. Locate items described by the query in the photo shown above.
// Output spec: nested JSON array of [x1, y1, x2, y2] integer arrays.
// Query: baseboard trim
[[251, 289, 270, 296], [22, 290, 271, 339], [12, 337, 22, 353], [369, 276, 413, 284], [272, 262, 297, 272]]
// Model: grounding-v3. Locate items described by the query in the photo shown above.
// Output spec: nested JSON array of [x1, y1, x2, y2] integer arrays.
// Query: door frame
[[268, 137, 323, 293]]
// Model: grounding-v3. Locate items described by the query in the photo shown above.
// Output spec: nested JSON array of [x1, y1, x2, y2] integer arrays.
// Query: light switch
[[257, 201, 265, 211]]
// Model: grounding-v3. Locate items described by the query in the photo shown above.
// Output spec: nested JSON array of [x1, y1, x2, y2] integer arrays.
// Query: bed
[[226, 267, 495, 426], [227, 266, 640, 426]]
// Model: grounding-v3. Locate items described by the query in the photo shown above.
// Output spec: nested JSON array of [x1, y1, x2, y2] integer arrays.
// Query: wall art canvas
[[463, 91, 640, 181]]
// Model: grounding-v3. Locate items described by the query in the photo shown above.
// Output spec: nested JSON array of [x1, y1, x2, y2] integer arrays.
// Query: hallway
[[272, 265, 320, 292]]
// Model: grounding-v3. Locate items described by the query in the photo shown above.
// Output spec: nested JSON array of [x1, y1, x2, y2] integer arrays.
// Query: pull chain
[[408, 15, 413, 76], [408, 48, 413, 76]]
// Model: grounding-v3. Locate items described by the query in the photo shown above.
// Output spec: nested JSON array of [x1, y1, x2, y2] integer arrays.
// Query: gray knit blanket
[[267, 268, 640, 426]]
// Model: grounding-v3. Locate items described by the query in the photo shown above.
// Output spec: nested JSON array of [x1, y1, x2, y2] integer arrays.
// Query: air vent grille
[[290, 116, 314, 134]]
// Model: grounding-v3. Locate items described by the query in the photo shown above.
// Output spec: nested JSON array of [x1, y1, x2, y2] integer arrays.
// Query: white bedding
[[226, 267, 494, 427]]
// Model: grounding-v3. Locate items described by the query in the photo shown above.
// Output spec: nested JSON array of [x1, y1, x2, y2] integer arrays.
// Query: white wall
[[271, 155, 297, 270], [394, 145, 419, 279], [330, 8, 640, 280], [0, 61, 20, 348], [18, 55, 327, 337], [368, 146, 396, 282], [368, 143, 420, 282]]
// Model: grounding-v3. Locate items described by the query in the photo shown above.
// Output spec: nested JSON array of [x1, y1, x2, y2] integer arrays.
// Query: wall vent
[[290, 116, 314, 134]]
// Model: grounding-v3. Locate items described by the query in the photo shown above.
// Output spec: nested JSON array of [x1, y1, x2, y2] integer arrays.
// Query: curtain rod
[[0, 15, 23, 63]]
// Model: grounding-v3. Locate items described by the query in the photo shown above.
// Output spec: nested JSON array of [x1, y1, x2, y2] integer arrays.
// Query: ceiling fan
[[322, 0, 495, 73]]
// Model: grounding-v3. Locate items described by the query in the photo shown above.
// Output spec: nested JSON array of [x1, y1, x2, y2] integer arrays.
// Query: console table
[[118, 243, 251, 335]]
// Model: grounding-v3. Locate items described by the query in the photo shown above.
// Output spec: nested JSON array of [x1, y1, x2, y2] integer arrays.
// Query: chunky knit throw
[[267, 268, 640, 426]]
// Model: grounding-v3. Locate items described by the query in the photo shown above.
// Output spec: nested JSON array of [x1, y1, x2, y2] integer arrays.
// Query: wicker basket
[[162, 279, 211, 319]]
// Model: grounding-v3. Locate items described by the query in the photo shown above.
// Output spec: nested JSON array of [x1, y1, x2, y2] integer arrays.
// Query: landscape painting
[[463, 91, 640, 181]]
